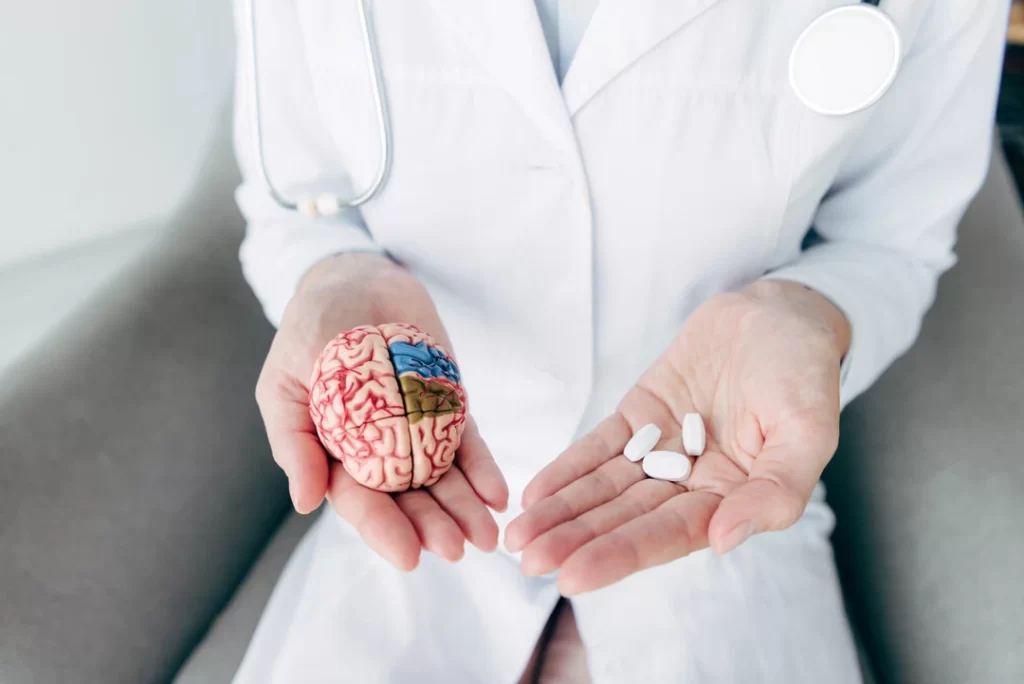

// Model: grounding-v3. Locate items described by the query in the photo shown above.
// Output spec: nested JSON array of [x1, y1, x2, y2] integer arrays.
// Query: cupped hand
[[255, 253, 509, 571], [505, 280, 851, 595]]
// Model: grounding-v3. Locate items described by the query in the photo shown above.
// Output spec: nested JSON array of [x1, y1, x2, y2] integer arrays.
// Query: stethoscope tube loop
[[247, 0, 892, 217], [246, 0, 393, 217]]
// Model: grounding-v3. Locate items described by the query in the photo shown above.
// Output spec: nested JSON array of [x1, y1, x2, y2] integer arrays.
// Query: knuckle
[[611, 531, 643, 571], [630, 480, 669, 516], [756, 476, 809, 529], [350, 501, 375, 532], [803, 322, 838, 350], [448, 492, 478, 518], [254, 371, 277, 407], [550, 495, 576, 525], [789, 414, 839, 452], [430, 510, 457, 534], [771, 486, 808, 527], [821, 426, 840, 455], [582, 429, 612, 459], [269, 446, 290, 470], [589, 468, 617, 500], [254, 368, 298, 413], [786, 419, 819, 446], [571, 517, 598, 546], [666, 506, 697, 549]]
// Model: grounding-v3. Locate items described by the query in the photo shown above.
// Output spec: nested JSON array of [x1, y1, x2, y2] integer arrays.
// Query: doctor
[[233, 1, 1008, 682]]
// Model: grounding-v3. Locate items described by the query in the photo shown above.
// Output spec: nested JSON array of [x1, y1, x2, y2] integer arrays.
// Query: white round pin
[[789, 5, 902, 117]]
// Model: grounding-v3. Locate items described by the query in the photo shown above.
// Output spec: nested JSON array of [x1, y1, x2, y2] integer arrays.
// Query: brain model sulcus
[[309, 323, 467, 493]]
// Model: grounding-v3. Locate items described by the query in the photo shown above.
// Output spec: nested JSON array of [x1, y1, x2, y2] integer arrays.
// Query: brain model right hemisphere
[[309, 323, 467, 493]]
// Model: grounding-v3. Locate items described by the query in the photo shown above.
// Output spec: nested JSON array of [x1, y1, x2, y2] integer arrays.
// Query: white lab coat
[[231, 1, 1008, 682]]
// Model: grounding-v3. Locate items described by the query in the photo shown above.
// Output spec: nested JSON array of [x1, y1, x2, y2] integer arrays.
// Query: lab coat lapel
[[562, 0, 727, 115], [424, 0, 576, 153]]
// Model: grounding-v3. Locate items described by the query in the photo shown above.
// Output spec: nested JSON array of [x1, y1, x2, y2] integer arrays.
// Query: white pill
[[624, 423, 662, 462], [642, 451, 692, 483], [682, 413, 706, 457]]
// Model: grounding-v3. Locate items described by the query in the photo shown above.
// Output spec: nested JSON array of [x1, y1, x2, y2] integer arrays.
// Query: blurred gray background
[[0, 1, 233, 371], [0, 4, 1021, 684]]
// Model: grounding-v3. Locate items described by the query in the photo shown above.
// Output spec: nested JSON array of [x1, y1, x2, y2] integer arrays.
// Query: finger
[[556, 491, 721, 596], [327, 461, 421, 571], [684, 448, 753, 498], [709, 427, 833, 555], [256, 368, 329, 514], [520, 478, 680, 577], [506, 456, 645, 553], [429, 466, 500, 552], [456, 416, 509, 512], [396, 490, 466, 563], [521, 414, 631, 509]]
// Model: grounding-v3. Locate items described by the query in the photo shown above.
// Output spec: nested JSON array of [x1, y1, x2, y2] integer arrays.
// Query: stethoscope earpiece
[[789, 3, 902, 117]]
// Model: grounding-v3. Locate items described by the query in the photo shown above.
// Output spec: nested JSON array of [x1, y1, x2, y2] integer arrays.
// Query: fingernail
[[556, 575, 583, 597], [504, 533, 523, 554], [288, 480, 300, 511], [716, 520, 758, 555], [520, 555, 548, 578], [439, 543, 465, 563]]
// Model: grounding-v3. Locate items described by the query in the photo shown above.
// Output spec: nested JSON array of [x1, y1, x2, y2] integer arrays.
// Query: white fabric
[[535, 0, 599, 83], [231, 0, 1009, 681], [234, 487, 859, 683]]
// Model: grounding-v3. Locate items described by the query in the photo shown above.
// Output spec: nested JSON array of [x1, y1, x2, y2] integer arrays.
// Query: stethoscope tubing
[[246, 0, 393, 215], [248, 0, 884, 216]]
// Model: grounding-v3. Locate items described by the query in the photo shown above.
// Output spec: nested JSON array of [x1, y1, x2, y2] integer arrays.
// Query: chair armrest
[[826, 144, 1024, 684], [0, 112, 286, 684]]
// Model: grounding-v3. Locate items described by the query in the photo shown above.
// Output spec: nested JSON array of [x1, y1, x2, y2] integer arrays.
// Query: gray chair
[[1, 109, 1022, 683]]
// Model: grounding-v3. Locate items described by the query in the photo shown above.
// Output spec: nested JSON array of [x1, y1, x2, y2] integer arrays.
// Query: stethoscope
[[245, 0, 901, 219]]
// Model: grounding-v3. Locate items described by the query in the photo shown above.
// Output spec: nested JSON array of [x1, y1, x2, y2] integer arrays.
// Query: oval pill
[[624, 423, 662, 462], [682, 413, 706, 457], [642, 451, 692, 483]]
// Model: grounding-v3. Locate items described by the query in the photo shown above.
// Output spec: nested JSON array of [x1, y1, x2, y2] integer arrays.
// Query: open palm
[[505, 281, 846, 595], [256, 254, 508, 572]]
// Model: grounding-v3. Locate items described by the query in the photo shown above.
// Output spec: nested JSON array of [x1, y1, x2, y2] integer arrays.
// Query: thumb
[[256, 369, 330, 515], [708, 440, 829, 555]]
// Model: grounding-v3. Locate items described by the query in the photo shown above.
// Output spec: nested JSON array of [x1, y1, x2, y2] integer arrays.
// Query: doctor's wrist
[[298, 251, 405, 295], [292, 250, 435, 330], [279, 252, 433, 364], [744, 279, 852, 360]]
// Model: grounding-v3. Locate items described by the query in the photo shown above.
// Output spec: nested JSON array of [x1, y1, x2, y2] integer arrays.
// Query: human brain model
[[309, 323, 467, 493]]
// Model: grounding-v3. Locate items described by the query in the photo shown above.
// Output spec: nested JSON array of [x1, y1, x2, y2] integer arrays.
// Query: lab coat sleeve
[[763, 0, 1009, 409], [232, 0, 384, 328]]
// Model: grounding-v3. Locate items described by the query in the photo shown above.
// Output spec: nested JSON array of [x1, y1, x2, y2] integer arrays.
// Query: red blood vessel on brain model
[[309, 323, 467, 493]]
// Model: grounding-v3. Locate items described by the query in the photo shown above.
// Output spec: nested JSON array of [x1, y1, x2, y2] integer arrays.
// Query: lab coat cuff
[[758, 266, 862, 411], [239, 222, 384, 328]]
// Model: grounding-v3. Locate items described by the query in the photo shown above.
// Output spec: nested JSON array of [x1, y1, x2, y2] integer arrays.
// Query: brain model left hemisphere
[[309, 323, 467, 493]]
